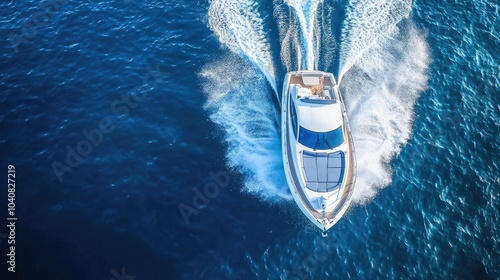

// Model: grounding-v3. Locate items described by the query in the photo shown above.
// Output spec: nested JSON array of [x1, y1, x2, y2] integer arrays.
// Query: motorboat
[[281, 70, 357, 233]]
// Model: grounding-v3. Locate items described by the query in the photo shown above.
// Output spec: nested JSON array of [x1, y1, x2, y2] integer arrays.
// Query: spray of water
[[273, 0, 302, 71], [314, 2, 337, 71], [341, 24, 430, 203], [274, 0, 324, 70], [204, 0, 429, 205], [205, 1, 291, 200], [208, 0, 277, 91], [338, 0, 413, 81], [200, 56, 291, 200], [283, 0, 324, 70]]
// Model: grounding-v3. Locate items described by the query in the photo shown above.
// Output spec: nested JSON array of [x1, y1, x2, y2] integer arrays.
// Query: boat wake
[[207, 0, 277, 92], [200, 55, 290, 200], [338, 0, 414, 81], [275, 0, 324, 70], [337, 0, 430, 203], [341, 24, 429, 203], [202, 0, 429, 205]]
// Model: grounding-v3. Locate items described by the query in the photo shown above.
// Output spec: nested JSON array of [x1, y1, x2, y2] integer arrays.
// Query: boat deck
[[284, 73, 356, 225]]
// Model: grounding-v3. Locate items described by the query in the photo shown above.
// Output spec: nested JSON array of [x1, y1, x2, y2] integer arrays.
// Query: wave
[[205, 0, 290, 200], [274, 0, 336, 71], [339, 0, 413, 80], [200, 55, 291, 200], [282, 0, 324, 70], [204, 0, 429, 206], [341, 24, 430, 203], [208, 0, 277, 92]]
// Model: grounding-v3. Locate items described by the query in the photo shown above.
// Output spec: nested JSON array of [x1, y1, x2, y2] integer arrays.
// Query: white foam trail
[[341, 25, 430, 203], [315, 3, 337, 71], [277, 0, 324, 70], [208, 0, 277, 92], [206, 0, 290, 201], [204, 0, 430, 208], [274, 0, 302, 71], [339, 0, 413, 80], [200, 56, 291, 201]]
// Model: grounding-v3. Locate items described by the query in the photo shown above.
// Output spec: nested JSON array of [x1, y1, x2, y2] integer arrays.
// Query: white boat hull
[[281, 71, 357, 232]]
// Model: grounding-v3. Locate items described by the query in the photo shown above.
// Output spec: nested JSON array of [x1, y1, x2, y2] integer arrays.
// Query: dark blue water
[[1, 0, 498, 279]]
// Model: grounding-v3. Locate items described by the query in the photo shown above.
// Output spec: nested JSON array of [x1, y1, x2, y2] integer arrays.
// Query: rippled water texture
[[0, 0, 498, 279]]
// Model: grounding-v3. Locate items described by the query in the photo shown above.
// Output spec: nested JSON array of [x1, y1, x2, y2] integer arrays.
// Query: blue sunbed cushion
[[302, 150, 345, 192]]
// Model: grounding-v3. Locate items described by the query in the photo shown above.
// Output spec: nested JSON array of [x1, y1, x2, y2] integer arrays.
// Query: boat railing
[[343, 125, 358, 206], [327, 120, 357, 220], [283, 89, 323, 219]]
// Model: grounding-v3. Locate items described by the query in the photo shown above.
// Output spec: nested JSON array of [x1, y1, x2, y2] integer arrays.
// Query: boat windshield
[[298, 126, 343, 150]]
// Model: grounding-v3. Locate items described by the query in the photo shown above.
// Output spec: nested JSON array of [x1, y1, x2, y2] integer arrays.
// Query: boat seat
[[297, 87, 312, 98], [302, 76, 320, 86], [323, 86, 335, 101], [302, 150, 345, 192]]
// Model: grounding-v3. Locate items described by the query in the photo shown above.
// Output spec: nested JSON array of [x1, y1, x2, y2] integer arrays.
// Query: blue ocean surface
[[0, 0, 498, 279]]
